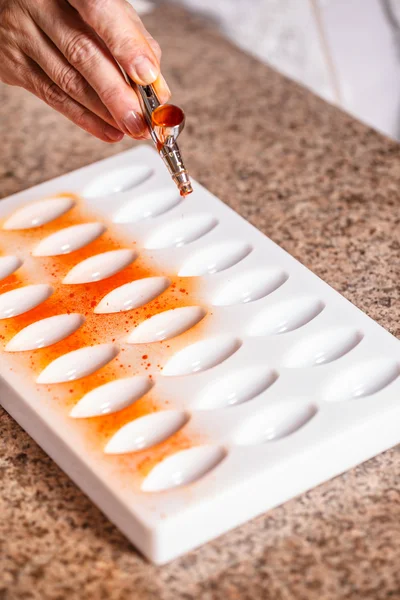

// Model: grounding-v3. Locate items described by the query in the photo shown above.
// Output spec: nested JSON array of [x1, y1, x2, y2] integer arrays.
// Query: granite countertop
[[1, 4, 399, 599]]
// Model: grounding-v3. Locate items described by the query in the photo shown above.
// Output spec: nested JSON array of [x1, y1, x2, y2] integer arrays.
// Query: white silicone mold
[[0, 146, 399, 565]]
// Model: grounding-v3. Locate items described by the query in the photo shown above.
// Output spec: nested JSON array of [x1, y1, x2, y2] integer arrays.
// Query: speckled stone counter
[[1, 5, 399, 599]]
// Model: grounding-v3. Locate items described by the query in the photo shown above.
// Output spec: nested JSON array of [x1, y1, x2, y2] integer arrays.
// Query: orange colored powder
[[0, 193, 205, 479]]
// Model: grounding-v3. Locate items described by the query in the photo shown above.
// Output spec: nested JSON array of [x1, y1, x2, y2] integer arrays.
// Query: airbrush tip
[[179, 182, 193, 197]]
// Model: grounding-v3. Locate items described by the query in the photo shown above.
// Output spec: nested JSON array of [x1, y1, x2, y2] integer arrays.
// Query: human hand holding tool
[[0, 0, 170, 142]]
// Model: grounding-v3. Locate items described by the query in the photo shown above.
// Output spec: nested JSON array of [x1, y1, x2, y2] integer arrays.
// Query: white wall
[[160, 0, 400, 139], [321, 0, 400, 138]]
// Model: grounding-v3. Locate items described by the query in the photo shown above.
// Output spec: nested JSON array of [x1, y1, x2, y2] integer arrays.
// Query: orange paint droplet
[[142, 354, 148, 360]]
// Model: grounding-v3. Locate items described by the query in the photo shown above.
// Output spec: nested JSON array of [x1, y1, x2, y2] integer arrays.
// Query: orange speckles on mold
[[88, 396, 157, 444], [0, 273, 21, 295], [136, 431, 196, 478], [0, 192, 205, 484], [106, 429, 200, 484]]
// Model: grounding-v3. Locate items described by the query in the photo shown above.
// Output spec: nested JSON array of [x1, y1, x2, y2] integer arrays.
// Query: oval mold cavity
[[63, 249, 136, 284], [145, 213, 217, 249], [178, 241, 252, 276], [212, 268, 288, 306], [94, 277, 170, 314], [127, 306, 206, 344], [162, 336, 241, 377], [33, 222, 105, 257], [283, 328, 364, 368], [37, 343, 118, 384], [324, 359, 400, 402], [105, 410, 189, 454], [82, 165, 153, 198], [235, 401, 317, 445], [247, 297, 325, 336], [70, 376, 153, 418], [113, 188, 181, 223], [193, 367, 279, 410], [0, 284, 53, 319], [3, 196, 75, 230], [0, 256, 22, 281], [6, 313, 84, 352], [141, 445, 227, 492]]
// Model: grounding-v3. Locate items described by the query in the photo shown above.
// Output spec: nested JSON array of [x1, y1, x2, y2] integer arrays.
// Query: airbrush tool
[[124, 72, 193, 197]]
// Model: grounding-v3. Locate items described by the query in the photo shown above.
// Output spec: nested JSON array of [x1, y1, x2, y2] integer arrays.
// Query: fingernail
[[104, 125, 124, 142], [141, 129, 151, 140], [133, 55, 158, 84], [158, 74, 171, 103], [122, 110, 147, 138]]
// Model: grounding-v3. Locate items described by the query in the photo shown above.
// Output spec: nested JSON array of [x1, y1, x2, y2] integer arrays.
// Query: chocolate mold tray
[[0, 146, 399, 564]]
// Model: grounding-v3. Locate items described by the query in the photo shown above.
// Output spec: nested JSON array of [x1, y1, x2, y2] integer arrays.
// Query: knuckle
[[0, 4, 22, 50], [0, 54, 22, 86], [13, 61, 28, 84], [75, 0, 108, 20], [84, 0, 106, 10], [100, 84, 121, 107], [42, 81, 67, 107], [74, 108, 91, 130], [0, 4, 15, 31], [64, 31, 99, 69], [57, 64, 88, 98], [108, 34, 140, 60], [150, 39, 161, 60]]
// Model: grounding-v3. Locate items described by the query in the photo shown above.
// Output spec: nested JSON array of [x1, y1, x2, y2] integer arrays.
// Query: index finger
[[68, 0, 160, 85], [32, 2, 149, 138]]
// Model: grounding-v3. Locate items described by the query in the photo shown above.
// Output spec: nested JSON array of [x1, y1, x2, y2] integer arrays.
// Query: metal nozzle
[[124, 77, 193, 196], [151, 103, 192, 196], [158, 143, 193, 196]]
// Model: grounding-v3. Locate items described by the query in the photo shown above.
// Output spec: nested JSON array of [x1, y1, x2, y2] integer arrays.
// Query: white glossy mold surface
[[127, 306, 206, 344], [0, 284, 53, 318], [235, 401, 318, 444], [142, 446, 227, 492], [283, 329, 364, 368], [6, 313, 84, 352], [83, 165, 153, 198], [0, 256, 22, 281], [145, 214, 217, 249], [0, 146, 399, 566], [178, 241, 252, 276], [95, 277, 170, 314], [247, 297, 325, 336], [33, 223, 105, 256], [193, 367, 278, 410], [37, 344, 118, 383], [324, 359, 399, 402], [3, 196, 75, 230], [105, 411, 189, 454], [212, 268, 288, 306], [70, 377, 153, 418], [162, 336, 241, 376], [63, 249, 136, 284], [114, 188, 181, 223]]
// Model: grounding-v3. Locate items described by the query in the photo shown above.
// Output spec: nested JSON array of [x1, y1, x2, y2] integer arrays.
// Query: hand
[[0, 0, 171, 142]]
